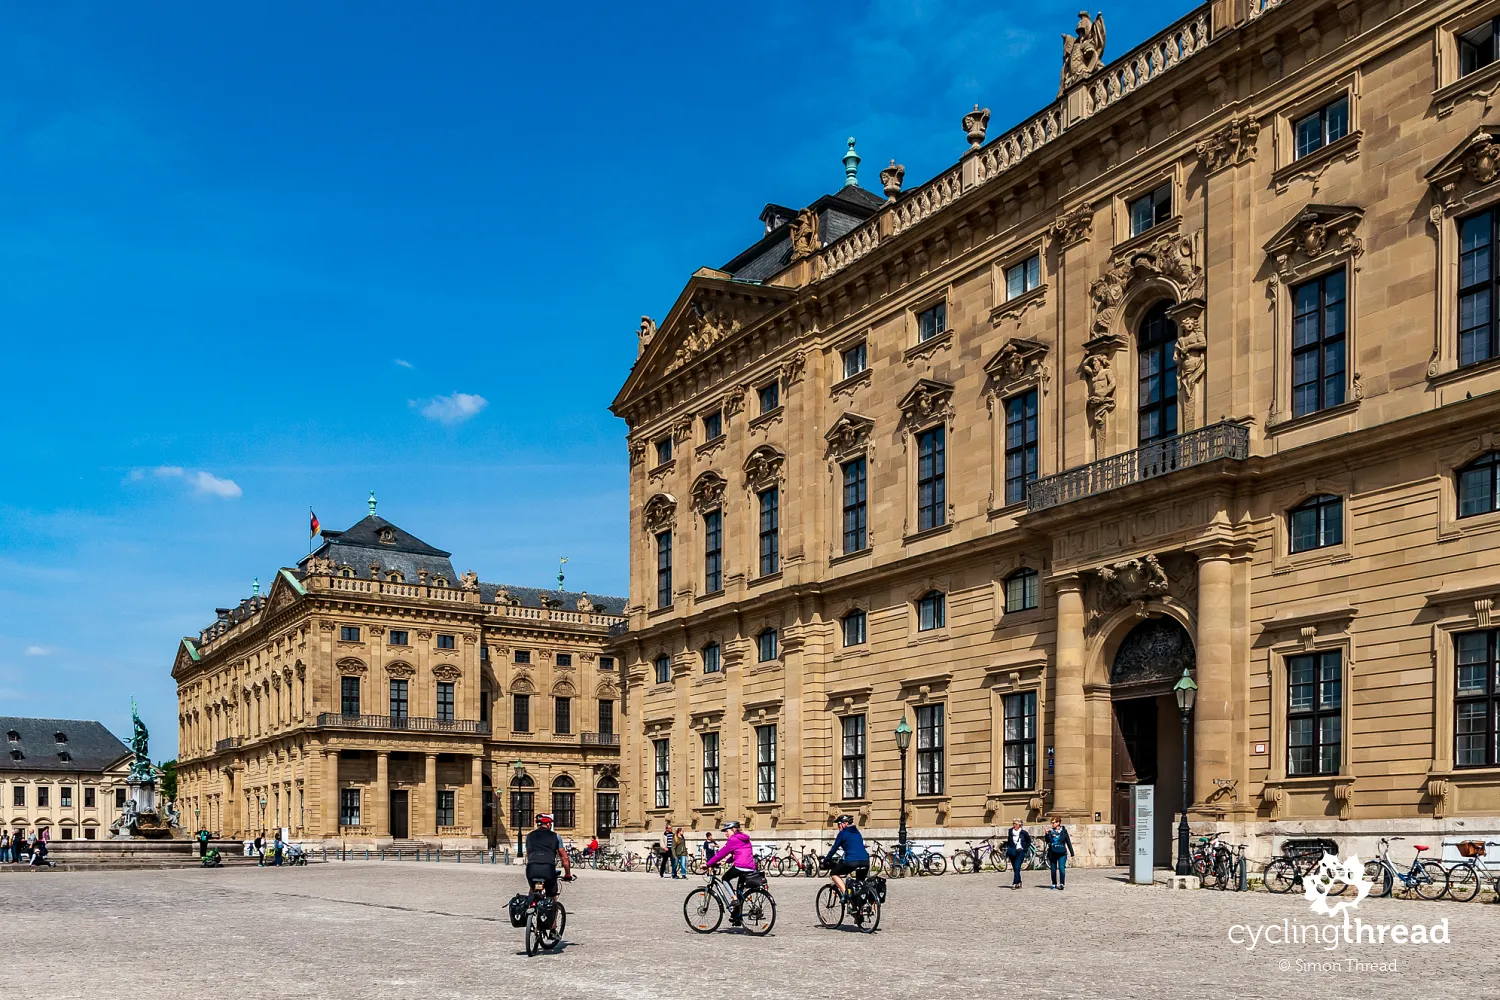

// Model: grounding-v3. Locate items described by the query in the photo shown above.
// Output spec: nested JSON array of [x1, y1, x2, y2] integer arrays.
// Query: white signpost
[[1131, 784, 1154, 885]]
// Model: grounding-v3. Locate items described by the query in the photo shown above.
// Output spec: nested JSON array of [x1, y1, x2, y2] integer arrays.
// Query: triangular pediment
[[1427, 125, 1500, 183], [262, 567, 305, 619], [983, 338, 1049, 379], [1262, 204, 1363, 254], [897, 378, 955, 427], [824, 412, 876, 460], [170, 639, 201, 680], [612, 273, 796, 413], [1263, 204, 1364, 280]]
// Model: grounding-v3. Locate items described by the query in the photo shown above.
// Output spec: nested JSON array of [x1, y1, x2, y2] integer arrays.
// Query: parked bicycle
[[1363, 837, 1447, 900], [815, 869, 884, 932], [1435, 839, 1500, 902], [1264, 850, 1352, 896], [683, 869, 775, 935], [952, 837, 1006, 874], [875, 840, 946, 877], [776, 842, 820, 878]]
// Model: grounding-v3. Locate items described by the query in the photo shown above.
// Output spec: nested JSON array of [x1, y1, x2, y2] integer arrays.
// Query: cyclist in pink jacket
[[705, 821, 755, 924]]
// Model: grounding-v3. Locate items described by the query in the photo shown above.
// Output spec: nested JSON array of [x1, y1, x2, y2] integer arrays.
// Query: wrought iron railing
[[215, 737, 242, 751], [607, 620, 630, 638], [315, 713, 490, 734], [582, 732, 620, 746], [1026, 422, 1249, 512]]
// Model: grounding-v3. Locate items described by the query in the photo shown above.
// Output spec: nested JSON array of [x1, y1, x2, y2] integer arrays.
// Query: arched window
[[1004, 569, 1039, 613], [654, 654, 671, 685], [842, 609, 867, 647], [757, 628, 779, 662], [1459, 452, 1500, 518], [596, 773, 619, 789], [1137, 302, 1178, 444], [1289, 495, 1344, 552], [702, 641, 721, 674], [551, 774, 576, 789], [551, 773, 577, 828], [917, 591, 946, 631]]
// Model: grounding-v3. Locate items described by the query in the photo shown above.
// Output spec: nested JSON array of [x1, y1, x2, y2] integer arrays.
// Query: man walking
[[1003, 818, 1032, 890], [659, 823, 673, 878]]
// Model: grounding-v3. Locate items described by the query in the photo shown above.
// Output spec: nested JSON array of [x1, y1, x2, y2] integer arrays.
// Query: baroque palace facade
[[609, 0, 1500, 863], [172, 500, 626, 847]]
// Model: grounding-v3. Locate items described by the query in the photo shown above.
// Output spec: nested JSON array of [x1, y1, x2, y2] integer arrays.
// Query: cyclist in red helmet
[[525, 813, 573, 898]]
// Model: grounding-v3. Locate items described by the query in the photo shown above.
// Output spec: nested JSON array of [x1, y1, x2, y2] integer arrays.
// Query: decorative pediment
[[1263, 204, 1363, 280], [336, 658, 367, 675], [509, 673, 535, 695], [1089, 231, 1203, 337], [667, 299, 743, 373], [690, 471, 728, 512], [897, 379, 955, 428], [642, 493, 677, 534], [743, 445, 785, 492], [386, 661, 415, 679], [432, 664, 462, 682], [984, 339, 1051, 394], [824, 412, 876, 461], [1427, 126, 1500, 218]]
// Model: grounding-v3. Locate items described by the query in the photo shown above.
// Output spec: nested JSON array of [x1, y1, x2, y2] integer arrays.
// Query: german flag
[[310, 509, 321, 539]]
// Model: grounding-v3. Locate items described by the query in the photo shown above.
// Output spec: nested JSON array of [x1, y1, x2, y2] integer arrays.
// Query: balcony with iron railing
[[1026, 421, 1250, 513], [214, 737, 242, 752], [581, 732, 620, 747], [315, 714, 491, 735]]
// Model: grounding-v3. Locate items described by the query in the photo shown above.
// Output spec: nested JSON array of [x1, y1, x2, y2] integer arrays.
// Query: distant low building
[[2, 718, 132, 841], [172, 498, 627, 847]]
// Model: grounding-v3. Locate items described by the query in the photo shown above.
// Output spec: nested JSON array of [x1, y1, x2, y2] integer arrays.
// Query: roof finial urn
[[843, 137, 861, 188], [368, 490, 377, 517], [963, 105, 991, 150], [880, 160, 905, 202]]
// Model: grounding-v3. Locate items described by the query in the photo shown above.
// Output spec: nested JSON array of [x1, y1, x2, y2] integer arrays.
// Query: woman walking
[[671, 824, 688, 878], [1043, 815, 1076, 890]]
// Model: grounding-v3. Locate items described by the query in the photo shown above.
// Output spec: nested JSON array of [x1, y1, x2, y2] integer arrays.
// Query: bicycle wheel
[[770, 857, 786, 878], [954, 852, 977, 875], [869, 853, 885, 876], [923, 852, 947, 876], [683, 888, 723, 933], [815, 884, 844, 927], [803, 856, 819, 878], [1446, 862, 1480, 902], [1263, 859, 1298, 894], [986, 851, 1005, 873], [854, 896, 880, 934], [1362, 860, 1391, 897], [740, 889, 776, 936], [525, 914, 539, 957], [543, 902, 566, 950], [1415, 860, 1449, 901]]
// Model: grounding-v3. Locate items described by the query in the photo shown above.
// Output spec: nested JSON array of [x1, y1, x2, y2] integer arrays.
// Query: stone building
[[609, 0, 1500, 863], [2, 718, 132, 842], [172, 499, 626, 848]]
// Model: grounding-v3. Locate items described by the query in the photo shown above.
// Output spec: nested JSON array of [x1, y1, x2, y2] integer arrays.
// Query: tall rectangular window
[[842, 609, 866, 647], [702, 732, 720, 806], [655, 437, 673, 466], [1004, 390, 1039, 506], [84, 787, 95, 809], [1002, 692, 1037, 791], [553, 789, 576, 829], [1461, 18, 1500, 76], [12, 786, 23, 807], [842, 457, 867, 553], [1129, 183, 1172, 236], [1460, 209, 1500, 367], [339, 788, 360, 827], [916, 704, 945, 795], [758, 381, 780, 413], [1289, 495, 1344, 553], [702, 410, 723, 441], [61, 786, 72, 808], [1293, 95, 1349, 160], [554, 696, 572, 735], [841, 715, 866, 800], [654, 654, 671, 685], [598, 699, 614, 736], [340, 676, 360, 716], [1291, 270, 1347, 417], [1457, 630, 1500, 767], [917, 302, 947, 342], [702, 642, 721, 674], [916, 427, 946, 531], [513, 693, 531, 733], [756, 725, 777, 803], [436, 682, 455, 722], [656, 530, 673, 609], [339, 626, 360, 642], [703, 510, 723, 593], [389, 679, 408, 721], [116, 788, 127, 808], [758, 488, 780, 576], [1005, 254, 1041, 300], [437, 790, 454, 827], [38, 787, 49, 807], [653, 738, 670, 808], [841, 341, 867, 380], [1288, 651, 1342, 776]]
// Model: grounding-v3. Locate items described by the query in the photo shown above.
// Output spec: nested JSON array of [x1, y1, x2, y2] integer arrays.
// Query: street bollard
[[1238, 844, 1249, 892]]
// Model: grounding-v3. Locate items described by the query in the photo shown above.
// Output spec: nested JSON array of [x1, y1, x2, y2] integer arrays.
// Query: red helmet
[[535, 813, 554, 826]]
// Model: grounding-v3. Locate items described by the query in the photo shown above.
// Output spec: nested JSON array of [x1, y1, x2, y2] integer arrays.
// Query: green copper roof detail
[[843, 137, 861, 188], [369, 490, 378, 517]]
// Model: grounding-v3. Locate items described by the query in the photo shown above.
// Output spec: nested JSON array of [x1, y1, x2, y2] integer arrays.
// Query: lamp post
[[1173, 666, 1199, 877], [258, 795, 267, 836], [512, 760, 526, 858], [894, 717, 913, 858]]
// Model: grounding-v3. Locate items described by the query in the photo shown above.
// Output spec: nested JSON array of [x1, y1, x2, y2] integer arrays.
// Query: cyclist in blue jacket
[[823, 814, 869, 897]]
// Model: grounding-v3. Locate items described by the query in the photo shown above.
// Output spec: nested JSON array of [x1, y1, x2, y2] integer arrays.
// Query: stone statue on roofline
[[1060, 11, 1107, 96]]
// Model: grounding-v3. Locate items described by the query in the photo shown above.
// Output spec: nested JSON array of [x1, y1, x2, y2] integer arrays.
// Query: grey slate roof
[[723, 185, 885, 282], [297, 515, 458, 584], [479, 583, 627, 617], [1, 718, 131, 774]]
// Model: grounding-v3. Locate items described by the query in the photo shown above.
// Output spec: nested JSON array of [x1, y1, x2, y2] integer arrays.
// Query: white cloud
[[191, 471, 242, 498], [415, 392, 488, 426], [24, 645, 49, 656], [152, 465, 185, 478], [394, 359, 413, 369]]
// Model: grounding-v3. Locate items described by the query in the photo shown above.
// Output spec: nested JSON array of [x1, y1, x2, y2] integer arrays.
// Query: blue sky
[[0, 1, 1194, 755]]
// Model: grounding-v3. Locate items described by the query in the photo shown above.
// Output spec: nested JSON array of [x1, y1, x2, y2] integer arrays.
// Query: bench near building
[[172, 497, 626, 849], [607, 0, 1500, 864]]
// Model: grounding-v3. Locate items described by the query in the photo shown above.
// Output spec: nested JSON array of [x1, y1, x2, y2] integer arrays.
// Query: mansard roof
[[298, 514, 457, 584], [0, 717, 131, 774]]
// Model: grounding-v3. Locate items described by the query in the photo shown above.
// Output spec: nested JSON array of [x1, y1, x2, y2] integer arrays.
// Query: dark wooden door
[[390, 790, 409, 839]]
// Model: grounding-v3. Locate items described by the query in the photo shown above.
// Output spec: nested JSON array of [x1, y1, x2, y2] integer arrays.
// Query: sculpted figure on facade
[[1084, 554, 1170, 632], [642, 493, 677, 534], [1081, 353, 1116, 431], [1089, 232, 1203, 337], [637, 316, 656, 358], [1173, 311, 1207, 417], [459, 570, 479, 591], [1195, 115, 1261, 173], [690, 471, 728, 512], [668, 301, 742, 373], [824, 413, 875, 461], [1059, 11, 1107, 96], [743, 446, 785, 491], [897, 379, 955, 428], [789, 207, 821, 262]]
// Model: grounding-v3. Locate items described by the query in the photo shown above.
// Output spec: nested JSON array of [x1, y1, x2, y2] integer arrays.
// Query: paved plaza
[[5, 863, 1484, 999]]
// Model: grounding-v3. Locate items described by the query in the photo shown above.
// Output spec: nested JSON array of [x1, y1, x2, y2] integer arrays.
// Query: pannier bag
[[536, 896, 557, 929], [1457, 840, 1487, 858], [743, 871, 768, 891], [869, 876, 887, 903], [507, 894, 528, 928]]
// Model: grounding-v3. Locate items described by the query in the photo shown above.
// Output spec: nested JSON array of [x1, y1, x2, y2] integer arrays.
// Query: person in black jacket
[[1003, 818, 1032, 890], [1043, 815, 1076, 890]]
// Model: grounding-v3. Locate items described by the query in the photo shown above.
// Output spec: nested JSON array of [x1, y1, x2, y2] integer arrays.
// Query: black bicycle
[[510, 876, 573, 956], [815, 870, 884, 933]]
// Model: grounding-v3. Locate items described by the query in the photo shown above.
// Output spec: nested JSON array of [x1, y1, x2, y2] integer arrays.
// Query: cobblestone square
[[3, 863, 1484, 999]]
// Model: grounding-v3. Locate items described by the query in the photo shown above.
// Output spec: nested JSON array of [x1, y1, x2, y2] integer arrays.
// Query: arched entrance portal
[[1110, 616, 1194, 865]]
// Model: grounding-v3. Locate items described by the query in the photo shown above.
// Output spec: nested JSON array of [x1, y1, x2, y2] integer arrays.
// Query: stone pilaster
[[1190, 544, 1233, 808], [424, 753, 438, 836], [1051, 573, 1087, 818], [374, 751, 390, 837]]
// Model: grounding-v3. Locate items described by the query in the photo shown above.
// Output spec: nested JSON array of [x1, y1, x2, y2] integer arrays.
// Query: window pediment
[[824, 412, 876, 461], [984, 338, 1051, 396], [1428, 126, 1500, 216], [897, 379, 954, 428], [1089, 230, 1202, 339], [743, 445, 785, 492], [689, 472, 727, 512], [642, 493, 677, 534], [1263, 204, 1364, 281]]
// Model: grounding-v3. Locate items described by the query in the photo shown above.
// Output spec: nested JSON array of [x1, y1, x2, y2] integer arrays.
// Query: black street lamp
[[1173, 666, 1198, 877], [894, 717, 912, 858], [512, 759, 526, 858]]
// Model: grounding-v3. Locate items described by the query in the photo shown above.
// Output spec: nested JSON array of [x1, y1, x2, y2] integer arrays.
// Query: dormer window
[[339, 567, 354, 578], [54, 732, 67, 744], [57, 751, 72, 762], [10, 749, 22, 761], [378, 527, 397, 544], [6, 730, 18, 743]]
